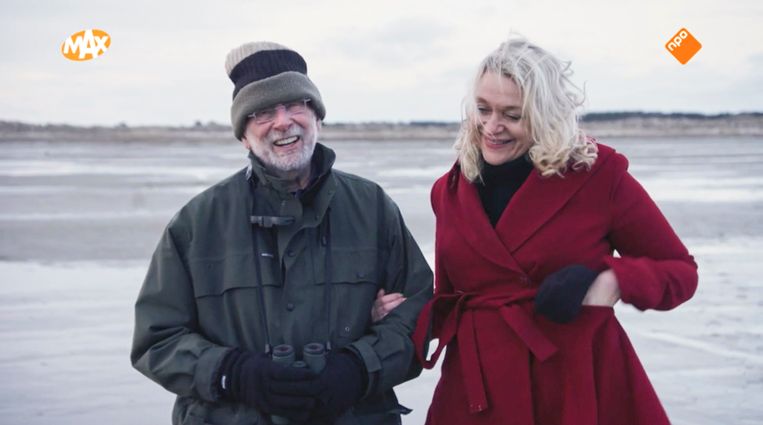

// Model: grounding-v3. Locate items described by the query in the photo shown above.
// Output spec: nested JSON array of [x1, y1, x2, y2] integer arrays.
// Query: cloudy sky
[[2, 0, 761, 126]]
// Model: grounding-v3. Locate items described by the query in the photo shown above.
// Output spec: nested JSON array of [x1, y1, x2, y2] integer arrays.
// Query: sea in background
[[1, 136, 761, 424]]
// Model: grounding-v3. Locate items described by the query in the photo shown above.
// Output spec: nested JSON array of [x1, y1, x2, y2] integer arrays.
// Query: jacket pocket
[[348, 389, 410, 425], [188, 252, 275, 298], [315, 248, 380, 345], [314, 247, 380, 286], [175, 396, 264, 425], [187, 253, 277, 344], [175, 397, 214, 425], [579, 305, 615, 315]]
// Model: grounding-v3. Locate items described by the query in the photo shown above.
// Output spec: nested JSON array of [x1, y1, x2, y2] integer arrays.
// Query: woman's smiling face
[[474, 72, 532, 165]]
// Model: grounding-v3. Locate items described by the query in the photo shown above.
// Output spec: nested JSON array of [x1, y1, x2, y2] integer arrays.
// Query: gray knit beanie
[[225, 41, 326, 140]]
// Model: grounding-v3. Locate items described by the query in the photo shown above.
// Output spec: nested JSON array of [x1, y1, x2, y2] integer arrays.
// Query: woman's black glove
[[307, 350, 368, 424], [218, 349, 318, 421], [534, 264, 599, 323]]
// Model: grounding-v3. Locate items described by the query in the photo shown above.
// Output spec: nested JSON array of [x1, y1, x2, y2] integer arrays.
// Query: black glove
[[534, 264, 599, 323], [218, 349, 319, 422], [306, 350, 368, 424]]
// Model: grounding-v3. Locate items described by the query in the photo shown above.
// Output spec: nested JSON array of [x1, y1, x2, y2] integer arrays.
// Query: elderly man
[[131, 41, 433, 425]]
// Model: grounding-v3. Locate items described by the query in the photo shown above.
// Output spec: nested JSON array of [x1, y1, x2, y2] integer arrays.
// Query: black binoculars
[[270, 342, 327, 425]]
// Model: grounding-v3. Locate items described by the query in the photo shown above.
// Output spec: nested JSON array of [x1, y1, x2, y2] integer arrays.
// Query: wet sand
[[1, 137, 761, 424]]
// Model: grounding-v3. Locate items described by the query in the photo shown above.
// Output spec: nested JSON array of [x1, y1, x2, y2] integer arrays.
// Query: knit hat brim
[[231, 71, 326, 140]]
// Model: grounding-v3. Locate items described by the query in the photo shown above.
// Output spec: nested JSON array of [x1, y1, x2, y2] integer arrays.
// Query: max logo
[[61, 29, 111, 61]]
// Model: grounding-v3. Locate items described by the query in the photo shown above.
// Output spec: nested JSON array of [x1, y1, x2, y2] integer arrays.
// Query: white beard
[[251, 121, 318, 174]]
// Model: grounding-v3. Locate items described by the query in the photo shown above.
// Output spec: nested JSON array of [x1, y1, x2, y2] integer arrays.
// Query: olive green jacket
[[131, 144, 433, 425]]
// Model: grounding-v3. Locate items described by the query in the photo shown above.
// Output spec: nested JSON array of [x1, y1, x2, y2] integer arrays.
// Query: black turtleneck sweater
[[477, 155, 534, 227]]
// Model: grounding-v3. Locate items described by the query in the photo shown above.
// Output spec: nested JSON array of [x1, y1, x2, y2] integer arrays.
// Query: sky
[[1, 0, 762, 126]]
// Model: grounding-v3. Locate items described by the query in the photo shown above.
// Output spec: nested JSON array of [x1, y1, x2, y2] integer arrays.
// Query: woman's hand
[[582, 269, 621, 306], [371, 289, 406, 322]]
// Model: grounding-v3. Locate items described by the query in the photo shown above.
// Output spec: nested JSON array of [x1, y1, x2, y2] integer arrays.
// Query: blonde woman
[[410, 37, 698, 424]]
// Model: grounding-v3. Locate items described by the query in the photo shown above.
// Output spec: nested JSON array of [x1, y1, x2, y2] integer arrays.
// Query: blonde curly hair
[[456, 36, 597, 181]]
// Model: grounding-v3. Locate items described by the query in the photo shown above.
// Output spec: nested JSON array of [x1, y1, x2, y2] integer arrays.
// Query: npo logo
[[61, 29, 111, 61], [665, 28, 701, 64]]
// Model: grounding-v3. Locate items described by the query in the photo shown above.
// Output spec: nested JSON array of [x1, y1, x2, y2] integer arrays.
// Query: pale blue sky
[[1, 0, 761, 126]]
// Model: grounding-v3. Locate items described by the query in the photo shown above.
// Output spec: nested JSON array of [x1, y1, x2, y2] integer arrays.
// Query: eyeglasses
[[248, 99, 312, 125]]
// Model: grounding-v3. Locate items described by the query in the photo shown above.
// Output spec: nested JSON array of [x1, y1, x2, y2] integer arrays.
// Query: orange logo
[[61, 29, 111, 61], [665, 28, 701, 64]]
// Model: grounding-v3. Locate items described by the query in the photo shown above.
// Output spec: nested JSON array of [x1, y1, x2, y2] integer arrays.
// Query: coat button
[[286, 303, 295, 311], [288, 251, 296, 257]]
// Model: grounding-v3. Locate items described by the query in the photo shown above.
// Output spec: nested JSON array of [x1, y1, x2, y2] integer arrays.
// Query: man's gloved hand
[[218, 349, 319, 422], [534, 264, 599, 323], [306, 350, 368, 424]]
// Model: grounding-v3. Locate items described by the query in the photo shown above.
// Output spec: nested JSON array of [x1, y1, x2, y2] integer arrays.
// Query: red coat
[[413, 143, 698, 425]]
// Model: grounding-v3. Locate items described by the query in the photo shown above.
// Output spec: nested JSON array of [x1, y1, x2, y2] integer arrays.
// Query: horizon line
[[2, 111, 763, 129]]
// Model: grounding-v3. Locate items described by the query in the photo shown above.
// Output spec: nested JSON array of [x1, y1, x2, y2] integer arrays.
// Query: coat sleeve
[[130, 216, 230, 402], [346, 190, 434, 397], [410, 175, 455, 367], [603, 159, 698, 311]]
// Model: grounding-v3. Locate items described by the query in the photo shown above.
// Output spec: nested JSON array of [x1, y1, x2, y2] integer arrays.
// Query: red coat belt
[[413, 288, 558, 414]]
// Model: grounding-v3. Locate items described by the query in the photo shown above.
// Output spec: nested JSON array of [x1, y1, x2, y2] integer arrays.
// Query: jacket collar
[[246, 142, 336, 199], [245, 143, 337, 241], [446, 144, 613, 271]]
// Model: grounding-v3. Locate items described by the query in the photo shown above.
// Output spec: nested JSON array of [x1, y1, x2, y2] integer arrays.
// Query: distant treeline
[[2, 111, 763, 131], [580, 111, 763, 122]]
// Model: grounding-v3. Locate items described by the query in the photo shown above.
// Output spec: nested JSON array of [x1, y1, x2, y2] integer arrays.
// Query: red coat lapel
[[446, 166, 524, 272], [496, 146, 613, 252]]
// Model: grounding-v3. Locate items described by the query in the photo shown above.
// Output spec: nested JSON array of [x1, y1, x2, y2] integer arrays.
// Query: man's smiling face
[[241, 104, 320, 176]]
